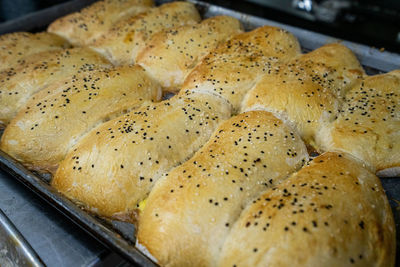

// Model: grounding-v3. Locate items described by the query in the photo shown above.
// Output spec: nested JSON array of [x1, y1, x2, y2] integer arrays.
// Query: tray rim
[[0, 0, 398, 266]]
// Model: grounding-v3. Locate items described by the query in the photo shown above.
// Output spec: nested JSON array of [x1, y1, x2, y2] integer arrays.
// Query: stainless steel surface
[[0, 167, 125, 266], [0, 209, 44, 267], [0, 0, 398, 266]]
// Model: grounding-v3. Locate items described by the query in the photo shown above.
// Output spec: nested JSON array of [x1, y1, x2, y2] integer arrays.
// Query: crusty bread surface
[[0, 47, 110, 126], [52, 92, 232, 220], [316, 70, 400, 173], [136, 15, 243, 92], [180, 26, 301, 112], [0, 65, 162, 173], [90, 1, 201, 65], [48, 0, 153, 46], [0, 32, 69, 70], [138, 110, 308, 267], [219, 152, 395, 267], [242, 43, 364, 147]]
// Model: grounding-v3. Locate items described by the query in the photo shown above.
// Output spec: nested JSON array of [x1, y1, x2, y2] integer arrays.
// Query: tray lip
[[0, 0, 398, 266]]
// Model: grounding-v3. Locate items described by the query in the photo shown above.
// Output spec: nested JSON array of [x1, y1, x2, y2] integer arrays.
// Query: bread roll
[[137, 111, 308, 267], [52, 92, 231, 220], [180, 26, 301, 112], [48, 0, 153, 46], [316, 70, 400, 174], [242, 43, 364, 146], [136, 15, 243, 92], [89, 1, 201, 65], [0, 32, 69, 70], [0, 47, 110, 127], [0, 65, 161, 173], [219, 152, 395, 267]]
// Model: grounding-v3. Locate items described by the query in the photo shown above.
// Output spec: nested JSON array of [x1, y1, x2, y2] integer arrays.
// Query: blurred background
[[201, 0, 400, 53]]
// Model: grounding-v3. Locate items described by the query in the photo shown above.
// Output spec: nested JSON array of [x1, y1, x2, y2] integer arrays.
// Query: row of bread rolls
[[132, 22, 397, 265], [48, 10, 397, 266], [138, 113, 395, 266], [53, 92, 232, 220], [1, 2, 241, 173], [51, 25, 303, 218], [0, 0, 397, 266]]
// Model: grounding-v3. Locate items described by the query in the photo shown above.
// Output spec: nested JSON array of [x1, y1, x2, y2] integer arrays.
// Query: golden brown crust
[[136, 15, 243, 92], [219, 152, 395, 267], [180, 26, 301, 112], [316, 70, 400, 173], [0, 47, 110, 127], [0, 65, 161, 173], [138, 111, 308, 267], [48, 0, 153, 46], [0, 32, 69, 70], [242, 43, 364, 146], [90, 1, 201, 65], [52, 93, 231, 219]]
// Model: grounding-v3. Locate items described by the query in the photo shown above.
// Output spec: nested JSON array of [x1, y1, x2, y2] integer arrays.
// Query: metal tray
[[0, 0, 398, 266]]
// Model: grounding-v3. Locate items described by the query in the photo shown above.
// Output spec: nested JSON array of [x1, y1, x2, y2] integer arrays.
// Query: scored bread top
[[316, 70, 400, 173], [136, 15, 243, 92], [0, 65, 162, 174], [180, 26, 301, 112], [0, 47, 110, 127], [48, 0, 153, 46], [242, 43, 364, 147], [90, 1, 201, 65], [219, 152, 395, 267], [52, 92, 232, 220], [138, 110, 308, 267], [0, 32, 69, 71]]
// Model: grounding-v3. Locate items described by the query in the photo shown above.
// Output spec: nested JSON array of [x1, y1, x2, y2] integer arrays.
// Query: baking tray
[[0, 0, 399, 266]]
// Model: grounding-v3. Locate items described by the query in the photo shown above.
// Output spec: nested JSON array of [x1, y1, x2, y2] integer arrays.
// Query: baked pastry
[[242, 43, 364, 147], [219, 152, 395, 267], [90, 1, 201, 65], [0, 47, 110, 127], [0, 65, 161, 173], [316, 70, 400, 176], [137, 110, 308, 267], [0, 1, 395, 266], [52, 92, 231, 220], [0, 32, 69, 71], [48, 0, 153, 46], [136, 15, 243, 92], [180, 26, 300, 112]]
